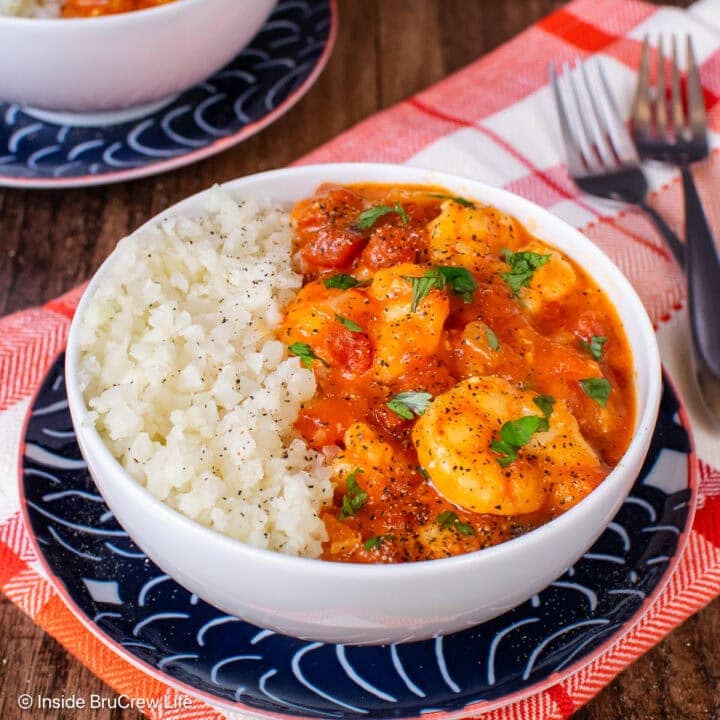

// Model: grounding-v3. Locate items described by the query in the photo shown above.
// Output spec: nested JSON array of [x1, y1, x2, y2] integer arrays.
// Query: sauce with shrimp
[[279, 183, 635, 563]]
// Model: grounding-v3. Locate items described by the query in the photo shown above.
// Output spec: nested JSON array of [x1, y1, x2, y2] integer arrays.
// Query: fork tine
[[566, 61, 601, 171], [655, 36, 667, 135], [578, 61, 616, 167], [596, 60, 639, 163], [631, 36, 652, 140], [549, 64, 586, 177], [685, 35, 707, 139], [670, 35, 684, 136]]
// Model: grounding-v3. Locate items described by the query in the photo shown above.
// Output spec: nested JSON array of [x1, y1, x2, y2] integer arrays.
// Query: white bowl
[[65, 163, 662, 645], [0, 0, 275, 115]]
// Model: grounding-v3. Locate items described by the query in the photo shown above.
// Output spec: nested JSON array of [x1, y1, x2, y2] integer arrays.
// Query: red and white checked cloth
[[2, 1, 720, 717]]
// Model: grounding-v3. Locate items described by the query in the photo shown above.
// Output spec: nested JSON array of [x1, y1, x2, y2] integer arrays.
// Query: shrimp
[[427, 201, 521, 271], [513, 240, 577, 315], [367, 263, 449, 383], [278, 281, 374, 376], [334, 422, 398, 481], [330, 422, 414, 529], [413, 376, 602, 516]]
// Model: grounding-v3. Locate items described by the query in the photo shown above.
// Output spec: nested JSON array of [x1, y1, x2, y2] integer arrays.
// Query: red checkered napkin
[[2, 1, 720, 717]]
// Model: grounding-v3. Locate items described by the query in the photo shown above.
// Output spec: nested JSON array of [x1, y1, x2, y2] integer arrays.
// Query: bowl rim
[[64, 161, 663, 578], [0, 0, 201, 26]]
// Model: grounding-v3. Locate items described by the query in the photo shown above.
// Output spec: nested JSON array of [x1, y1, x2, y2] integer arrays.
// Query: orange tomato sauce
[[61, 0, 173, 17], [279, 183, 635, 563]]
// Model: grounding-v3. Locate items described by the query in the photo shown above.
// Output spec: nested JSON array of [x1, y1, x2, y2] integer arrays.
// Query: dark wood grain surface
[[1, 1, 718, 718]]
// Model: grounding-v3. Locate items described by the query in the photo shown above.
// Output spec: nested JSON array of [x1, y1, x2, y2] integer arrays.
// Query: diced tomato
[[530, 338, 602, 416], [536, 338, 598, 381], [360, 224, 424, 270], [292, 188, 363, 235], [292, 188, 367, 269], [322, 513, 361, 556], [300, 228, 367, 269], [326, 325, 374, 374], [295, 397, 360, 448], [369, 403, 412, 440], [575, 311, 611, 345]]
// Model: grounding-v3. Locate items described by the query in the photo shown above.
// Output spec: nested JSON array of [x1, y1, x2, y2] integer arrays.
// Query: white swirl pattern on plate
[[21, 355, 693, 718]]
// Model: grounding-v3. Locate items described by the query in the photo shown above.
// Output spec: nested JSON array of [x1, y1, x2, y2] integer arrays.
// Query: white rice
[[0, 0, 61, 16], [78, 188, 333, 557]]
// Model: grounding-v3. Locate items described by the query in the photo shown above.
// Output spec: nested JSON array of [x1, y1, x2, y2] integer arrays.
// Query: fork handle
[[683, 166, 720, 379], [637, 200, 686, 268]]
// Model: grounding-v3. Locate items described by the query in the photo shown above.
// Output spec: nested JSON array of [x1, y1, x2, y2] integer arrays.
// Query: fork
[[631, 35, 720, 421], [549, 59, 685, 267]]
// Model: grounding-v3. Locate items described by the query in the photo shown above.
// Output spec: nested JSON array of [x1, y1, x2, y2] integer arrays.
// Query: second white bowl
[[0, 0, 275, 114]]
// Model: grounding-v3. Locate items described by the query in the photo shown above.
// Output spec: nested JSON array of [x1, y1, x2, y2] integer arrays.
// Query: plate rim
[[0, 0, 338, 190], [16, 352, 698, 720]]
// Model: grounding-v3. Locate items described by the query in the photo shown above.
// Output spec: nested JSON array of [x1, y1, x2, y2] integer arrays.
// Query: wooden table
[[1, 1, 718, 718]]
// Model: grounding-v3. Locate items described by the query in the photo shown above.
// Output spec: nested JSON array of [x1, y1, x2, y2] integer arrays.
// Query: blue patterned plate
[[20, 354, 696, 718], [0, 0, 335, 189]]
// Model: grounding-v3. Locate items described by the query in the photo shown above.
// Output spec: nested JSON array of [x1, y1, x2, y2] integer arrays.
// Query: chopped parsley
[[405, 273, 439, 312], [334, 313, 363, 333], [434, 265, 477, 303], [364, 534, 396, 551], [386, 391, 433, 420], [485, 325, 501, 351], [490, 416, 544, 467], [437, 511, 476, 536], [580, 377, 611, 407], [288, 342, 329, 369], [356, 203, 409, 230], [324, 273, 361, 290], [404, 265, 477, 311], [417, 466, 431, 480], [500, 248, 551, 296], [579, 335, 607, 361], [427, 193, 475, 208], [533, 394, 555, 430], [339, 469, 367, 520], [490, 396, 555, 467]]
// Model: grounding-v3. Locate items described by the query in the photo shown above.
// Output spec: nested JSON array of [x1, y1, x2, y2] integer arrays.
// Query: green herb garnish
[[288, 342, 329, 369], [339, 469, 367, 520], [434, 265, 477, 303], [334, 313, 363, 333], [356, 203, 409, 230], [580, 377, 611, 407], [386, 391, 433, 420], [579, 335, 607, 361], [428, 193, 475, 208], [437, 511, 476, 536], [404, 265, 477, 311], [533, 394, 555, 431], [490, 398, 555, 468], [363, 534, 396, 551], [490, 416, 544, 467], [500, 248, 551, 296], [417, 466, 430, 480], [485, 325, 500, 351], [324, 274, 361, 290], [404, 272, 439, 312]]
